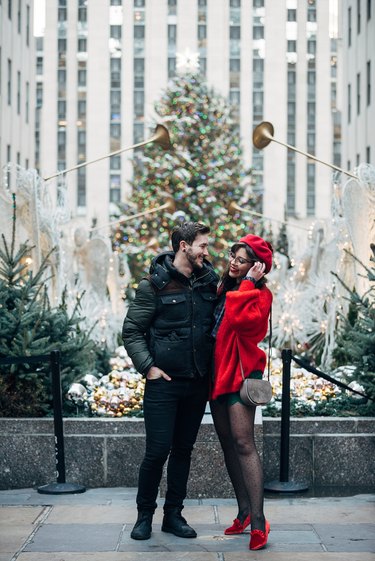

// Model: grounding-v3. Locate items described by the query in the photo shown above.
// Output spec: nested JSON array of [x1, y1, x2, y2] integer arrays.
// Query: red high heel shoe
[[249, 520, 270, 550], [224, 514, 251, 535]]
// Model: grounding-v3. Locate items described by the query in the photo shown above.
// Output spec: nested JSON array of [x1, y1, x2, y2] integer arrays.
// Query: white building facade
[[339, 0, 374, 170], [38, 0, 339, 235], [0, 0, 35, 186]]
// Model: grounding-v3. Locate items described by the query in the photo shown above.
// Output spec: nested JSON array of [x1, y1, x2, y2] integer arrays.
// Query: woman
[[210, 234, 273, 551]]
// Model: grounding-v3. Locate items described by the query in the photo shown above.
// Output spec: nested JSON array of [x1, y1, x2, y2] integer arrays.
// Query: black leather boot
[[130, 511, 153, 540], [162, 507, 197, 538]]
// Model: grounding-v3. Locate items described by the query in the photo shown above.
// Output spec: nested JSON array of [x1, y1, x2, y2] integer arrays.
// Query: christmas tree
[[0, 198, 109, 417], [332, 245, 375, 403], [113, 72, 258, 283]]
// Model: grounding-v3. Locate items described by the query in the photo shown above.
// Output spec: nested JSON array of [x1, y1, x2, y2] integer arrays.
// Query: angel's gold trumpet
[[44, 124, 172, 182], [253, 121, 357, 179]]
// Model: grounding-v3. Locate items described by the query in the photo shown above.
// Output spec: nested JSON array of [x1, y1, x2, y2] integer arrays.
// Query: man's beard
[[186, 250, 203, 270]]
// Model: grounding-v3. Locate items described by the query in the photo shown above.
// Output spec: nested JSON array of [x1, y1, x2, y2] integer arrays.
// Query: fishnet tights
[[211, 399, 265, 531]]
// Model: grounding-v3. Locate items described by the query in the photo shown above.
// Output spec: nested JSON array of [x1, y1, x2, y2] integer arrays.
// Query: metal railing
[[264, 348, 372, 493], [0, 350, 85, 495]]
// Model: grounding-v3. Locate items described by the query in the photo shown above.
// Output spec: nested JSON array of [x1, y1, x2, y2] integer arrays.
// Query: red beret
[[239, 234, 273, 273]]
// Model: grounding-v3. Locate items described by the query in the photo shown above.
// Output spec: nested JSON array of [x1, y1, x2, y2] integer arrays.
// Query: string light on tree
[[112, 72, 258, 282]]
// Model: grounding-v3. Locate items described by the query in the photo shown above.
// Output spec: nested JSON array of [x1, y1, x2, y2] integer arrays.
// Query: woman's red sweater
[[211, 279, 273, 400]]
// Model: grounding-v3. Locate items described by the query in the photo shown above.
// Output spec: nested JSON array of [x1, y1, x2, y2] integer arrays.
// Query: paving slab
[[0, 488, 373, 560], [24, 523, 124, 552], [18, 555, 219, 561]]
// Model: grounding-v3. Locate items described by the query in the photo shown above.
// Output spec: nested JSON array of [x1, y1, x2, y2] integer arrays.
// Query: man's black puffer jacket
[[122, 251, 218, 378]]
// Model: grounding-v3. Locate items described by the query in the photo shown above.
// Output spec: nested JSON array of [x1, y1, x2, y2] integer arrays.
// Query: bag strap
[[267, 304, 272, 381], [237, 339, 246, 382], [237, 304, 272, 383]]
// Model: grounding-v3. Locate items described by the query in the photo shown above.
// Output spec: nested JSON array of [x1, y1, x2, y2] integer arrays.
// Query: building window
[[78, 69, 87, 87], [348, 83, 351, 123], [307, 39, 316, 55], [168, 24, 177, 45], [110, 124, 121, 150], [17, 71, 21, 114], [78, 99, 86, 118], [36, 84, 43, 107], [26, 81, 29, 122], [7, 146, 11, 190], [307, 163, 315, 215], [229, 90, 240, 106], [307, 133, 315, 154], [307, 6, 316, 22], [286, 158, 296, 214], [110, 188, 121, 203], [77, 168, 86, 207], [58, 6, 67, 22], [198, 24, 206, 45], [366, 146, 371, 163], [111, 58, 122, 87], [78, 38, 87, 52], [230, 26, 241, 56], [367, 61, 371, 106], [134, 25, 145, 56], [110, 155, 121, 170], [288, 101, 296, 124], [8, 0, 11, 19], [357, 72, 361, 114], [110, 175, 121, 203], [134, 91, 144, 116], [230, 58, 240, 88], [58, 69, 66, 97], [78, 0, 87, 23], [133, 123, 144, 143], [253, 25, 264, 39], [58, 100, 66, 119], [110, 25, 122, 39], [17, 0, 21, 32], [26, 4, 30, 45], [134, 58, 144, 87], [168, 57, 176, 77], [37, 56, 43, 75], [368, 0, 372, 20], [198, 0, 207, 23], [287, 40, 297, 52], [168, 0, 177, 16], [357, 0, 361, 33], [111, 91, 121, 121], [57, 130, 66, 160], [7, 59, 11, 105], [348, 7, 352, 46], [78, 130, 86, 158], [287, 9, 296, 21]]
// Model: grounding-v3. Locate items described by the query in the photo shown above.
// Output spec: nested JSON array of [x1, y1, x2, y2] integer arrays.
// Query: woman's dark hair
[[171, 222, 210, 253], [219, 242, 267, 295]]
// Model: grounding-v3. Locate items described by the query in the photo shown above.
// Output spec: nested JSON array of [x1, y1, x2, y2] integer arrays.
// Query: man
[[122, 222, 218, 540]]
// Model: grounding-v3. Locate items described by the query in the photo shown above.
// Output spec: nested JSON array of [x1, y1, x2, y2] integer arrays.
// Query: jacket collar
[[149, 251, 217, 290]]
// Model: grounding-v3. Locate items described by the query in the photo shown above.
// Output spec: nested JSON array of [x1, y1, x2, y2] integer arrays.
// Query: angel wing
[[342, 163, 375, 296]]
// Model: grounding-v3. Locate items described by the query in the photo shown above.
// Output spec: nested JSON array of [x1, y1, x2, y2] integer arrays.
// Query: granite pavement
[[0, 487, 374, 561]]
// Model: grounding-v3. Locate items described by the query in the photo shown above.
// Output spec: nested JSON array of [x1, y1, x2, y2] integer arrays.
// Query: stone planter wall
[[0, 415, 374, 495], [263, 417, 375, 487]]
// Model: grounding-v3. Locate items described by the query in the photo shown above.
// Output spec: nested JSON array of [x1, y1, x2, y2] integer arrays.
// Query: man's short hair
[[171, 222, 210, 253]]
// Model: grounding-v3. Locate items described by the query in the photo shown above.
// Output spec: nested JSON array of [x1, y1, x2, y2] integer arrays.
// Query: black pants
[[136, 375, 208, 513]]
